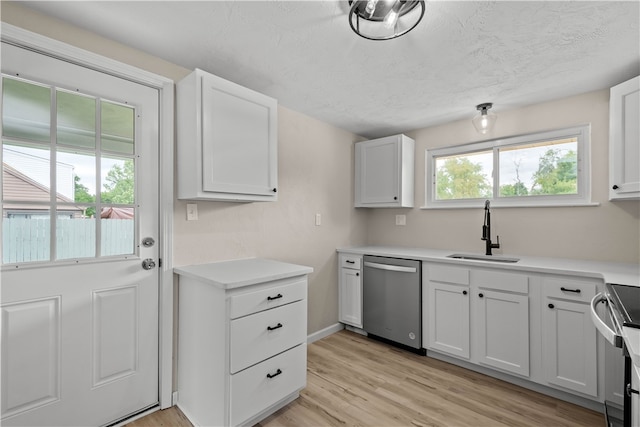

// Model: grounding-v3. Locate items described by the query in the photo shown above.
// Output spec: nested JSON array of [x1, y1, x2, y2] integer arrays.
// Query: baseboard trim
[[307, 322, 344, 344]]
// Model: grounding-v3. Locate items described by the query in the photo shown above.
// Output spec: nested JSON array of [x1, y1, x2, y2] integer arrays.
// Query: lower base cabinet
[[175, 259, 311, 427]]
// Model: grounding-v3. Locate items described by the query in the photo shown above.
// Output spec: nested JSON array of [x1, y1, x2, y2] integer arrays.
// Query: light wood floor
[[127, 330, 604, 427]]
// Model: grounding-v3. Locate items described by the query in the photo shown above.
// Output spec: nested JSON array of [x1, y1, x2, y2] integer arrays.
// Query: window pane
[[57, 90, 96, 149], [435, 151, 492, 200], [3, 204, 50, 263], [56, 212, 95, 260], [101, 157, 134, 204], [101, 101, 134, 154], [101, 207, 134, 256], [2, 143, 51, 201], [499, 138, 578, 197], [57, 149, 96, 203], [2, 78, 51, 143]]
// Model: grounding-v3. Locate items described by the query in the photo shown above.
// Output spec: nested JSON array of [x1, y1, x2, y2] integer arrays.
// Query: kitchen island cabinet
[[177, 68, 278, 202], [174, 258, 312, 427]]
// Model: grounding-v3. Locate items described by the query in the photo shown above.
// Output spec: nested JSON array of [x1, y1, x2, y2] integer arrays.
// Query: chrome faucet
[[481, 200, 500, 255]]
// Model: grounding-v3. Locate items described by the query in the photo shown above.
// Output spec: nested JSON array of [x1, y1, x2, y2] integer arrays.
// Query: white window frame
[[424, 125, 595, 209]]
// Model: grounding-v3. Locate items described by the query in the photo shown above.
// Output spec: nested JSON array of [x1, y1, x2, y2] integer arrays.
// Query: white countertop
[[338, 245, 640, 370], [174, 258, 313, 290], [337, 246, 640, 287]]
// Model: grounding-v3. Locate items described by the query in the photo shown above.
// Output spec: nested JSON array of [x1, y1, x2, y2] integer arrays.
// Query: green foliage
[[74, 175, 96, 217], [101, 159, 134, 204], [530, 149, 577, 195], [500, 181, 529, 197], [436, 157, 492, 200]]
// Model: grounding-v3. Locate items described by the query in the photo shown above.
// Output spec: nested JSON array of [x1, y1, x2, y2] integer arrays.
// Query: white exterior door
[[1, 43, 160, 426]]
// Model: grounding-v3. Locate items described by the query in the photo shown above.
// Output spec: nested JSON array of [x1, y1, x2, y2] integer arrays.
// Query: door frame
[[1, 23, 175, 411]]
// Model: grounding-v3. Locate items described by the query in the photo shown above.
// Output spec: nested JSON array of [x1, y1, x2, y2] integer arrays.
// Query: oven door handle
[[590, 292, 623, 348]]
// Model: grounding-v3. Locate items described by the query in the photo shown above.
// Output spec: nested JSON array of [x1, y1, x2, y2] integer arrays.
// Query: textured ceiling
[[15, 1, 640, 138]]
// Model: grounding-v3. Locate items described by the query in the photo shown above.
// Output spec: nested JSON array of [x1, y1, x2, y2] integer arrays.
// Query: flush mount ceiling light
[[348, 0, 426, 41], [472, 103, 497, 134]]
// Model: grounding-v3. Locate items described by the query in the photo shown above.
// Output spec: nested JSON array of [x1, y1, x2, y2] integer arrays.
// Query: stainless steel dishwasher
[[363, 255, 422, 351]]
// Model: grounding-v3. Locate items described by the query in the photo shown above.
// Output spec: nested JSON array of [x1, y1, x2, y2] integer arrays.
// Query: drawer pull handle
[[267, 369, 282, 379], [560, 287, 581, 294], [267, 294, 283, 301], [267, 323, 283, 331]]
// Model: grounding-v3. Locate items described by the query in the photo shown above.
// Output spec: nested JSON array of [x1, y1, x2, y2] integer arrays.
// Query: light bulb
[[365, 0, 378, 16], [384, 10, 399, 28]]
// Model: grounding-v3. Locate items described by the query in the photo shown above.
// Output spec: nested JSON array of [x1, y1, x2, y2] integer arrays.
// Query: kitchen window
[[425, 125, 592, 208]]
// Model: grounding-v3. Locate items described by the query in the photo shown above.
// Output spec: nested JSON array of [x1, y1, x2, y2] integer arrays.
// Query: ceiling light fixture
[[472, 103, 497, 134], [348, 0, 426, 41]]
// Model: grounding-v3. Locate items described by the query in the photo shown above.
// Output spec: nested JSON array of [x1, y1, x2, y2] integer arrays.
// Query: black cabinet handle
[[627, 383, 639, 397], [560, 287, 581, 294], [346, 260, 355, 264], [479, 293, 484, 298], [267, 323, 283, 331], [267, 369, 282, 379], [267, 293, 283, 301], [272, 188, 277, 193], [548, 303, 555, 309], [613, 185, 619, 190], [356, 273, 359, 276], [462, 290, 468, 295], [393, 196, 398, 200]]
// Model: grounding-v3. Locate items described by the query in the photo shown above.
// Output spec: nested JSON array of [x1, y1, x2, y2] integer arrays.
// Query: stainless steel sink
[[446, 253, 520, 263]]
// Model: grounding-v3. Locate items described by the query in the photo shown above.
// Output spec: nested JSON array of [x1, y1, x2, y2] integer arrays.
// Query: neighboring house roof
[[2, 162, 82, 211]]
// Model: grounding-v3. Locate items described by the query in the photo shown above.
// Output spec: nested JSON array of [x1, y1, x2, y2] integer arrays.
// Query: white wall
[[366, 90, 640, 263]]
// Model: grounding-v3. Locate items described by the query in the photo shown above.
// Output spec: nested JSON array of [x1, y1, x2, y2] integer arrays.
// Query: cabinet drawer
[[340, 254, 362, 270], [230, 300, 307, 374], [428, 264, 469, 285], [474, 269, 528, 294], [230, 344, 306, 426], [543, 277, 597, 303], [229, 279, 307, 319]]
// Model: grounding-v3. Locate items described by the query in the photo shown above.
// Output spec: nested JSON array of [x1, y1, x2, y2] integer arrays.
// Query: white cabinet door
[[177, 69, 278, 201], [339, 268, 362, 328], [609, 75, 640, 200], [428, 282, 470, 359], [542, 299, 597, 397], [476, 290, 529, 377], [354, 134, 414, 207]]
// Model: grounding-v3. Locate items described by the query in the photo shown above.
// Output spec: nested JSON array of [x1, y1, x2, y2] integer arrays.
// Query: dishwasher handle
[[590, 292, 623, 348], [364, 261, 417, 273]]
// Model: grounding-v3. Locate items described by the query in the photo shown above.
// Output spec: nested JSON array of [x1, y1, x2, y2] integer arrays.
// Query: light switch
[[395, 214, 406, 226], [187, 203, 198, 221], [315, 213, 322, 226]]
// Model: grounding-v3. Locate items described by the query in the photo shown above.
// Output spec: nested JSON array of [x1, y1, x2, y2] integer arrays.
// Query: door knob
[[142, 258, 156, 270]]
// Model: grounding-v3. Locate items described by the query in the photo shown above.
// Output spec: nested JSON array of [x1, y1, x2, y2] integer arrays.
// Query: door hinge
[[158, 258, 162, 268]]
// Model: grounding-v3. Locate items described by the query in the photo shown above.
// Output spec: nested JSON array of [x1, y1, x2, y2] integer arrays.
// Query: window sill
[[420, 201, 600, 209]]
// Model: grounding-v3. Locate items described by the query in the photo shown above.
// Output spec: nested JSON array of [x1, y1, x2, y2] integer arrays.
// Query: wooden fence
[[3, 218, 134, 263]]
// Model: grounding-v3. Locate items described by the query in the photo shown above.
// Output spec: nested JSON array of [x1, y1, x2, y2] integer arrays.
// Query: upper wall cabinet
[[609, 75, 639, 200], [355, 134, 414, 208], [177, 69, 278, 201]]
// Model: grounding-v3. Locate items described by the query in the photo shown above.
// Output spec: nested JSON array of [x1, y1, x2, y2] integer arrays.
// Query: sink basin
[[446, 253, 520, 263]]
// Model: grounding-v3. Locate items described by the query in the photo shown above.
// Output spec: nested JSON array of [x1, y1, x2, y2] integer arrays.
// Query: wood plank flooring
[[127, 330, 604, 427]]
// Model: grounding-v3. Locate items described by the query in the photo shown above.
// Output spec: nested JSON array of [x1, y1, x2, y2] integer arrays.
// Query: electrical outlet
[[395, 214, 406, 226], [186, 203, 198, 221], [315, 213, 321, 226]]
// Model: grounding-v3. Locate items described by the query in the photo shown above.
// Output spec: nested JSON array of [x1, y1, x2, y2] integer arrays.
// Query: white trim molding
[[1, 23, 176, 410]]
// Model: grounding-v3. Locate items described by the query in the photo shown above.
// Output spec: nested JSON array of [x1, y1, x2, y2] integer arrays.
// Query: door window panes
[[2, 74, 137, 265], [57, 90, 96, 149], [2, 77, 51, 143], [435, 151, 493, 200], [101, 101, 134, 154]]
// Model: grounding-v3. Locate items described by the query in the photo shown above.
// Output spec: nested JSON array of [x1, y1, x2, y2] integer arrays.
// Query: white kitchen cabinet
[[426, 264, 470, 359], [474, 269, 530, 377], [338, 254, 363, 328], [355, 134, 414, 208], [609, 75, 640, 200], [541, 276, 598, 397], [175, 259, 312, 427], [177, 68, 278, 201]]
